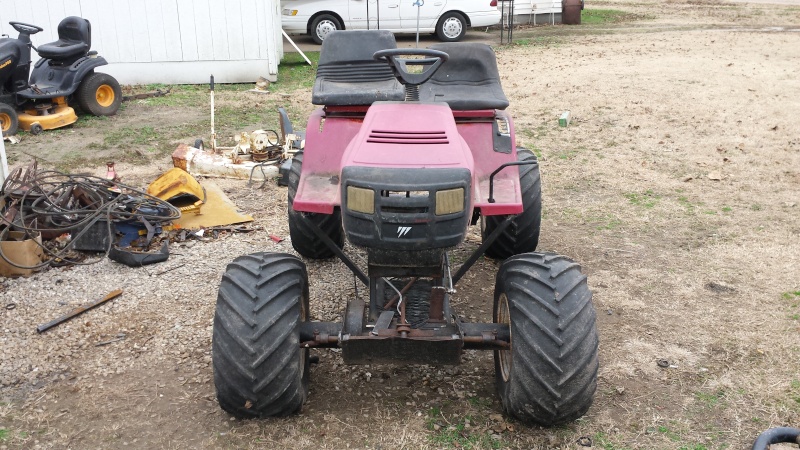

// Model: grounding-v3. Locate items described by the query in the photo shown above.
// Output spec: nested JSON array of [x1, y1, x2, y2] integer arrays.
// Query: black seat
[[37, 16, 91, 60], [312, 30, 404, 106], [420, 43, 509, 111]]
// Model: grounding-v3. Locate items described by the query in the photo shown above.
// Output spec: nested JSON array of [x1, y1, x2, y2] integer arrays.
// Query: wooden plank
[[161, 0, 183, 61], [209, 0, 230, 60], [176, 0, 199, 61], [110, 0, 136, 62], [225, 0, 246, 60], [240, 0, 260, 60], [128, 0, 152, 62], [143, 0, 167, 62]]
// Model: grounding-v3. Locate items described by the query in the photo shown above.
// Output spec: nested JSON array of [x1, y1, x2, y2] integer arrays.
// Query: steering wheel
[[373, 48, 449, 87], [9, 22, 43, 35]]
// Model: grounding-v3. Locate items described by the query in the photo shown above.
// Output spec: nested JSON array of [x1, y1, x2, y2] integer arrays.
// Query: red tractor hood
[[340, 102, 474, 170]]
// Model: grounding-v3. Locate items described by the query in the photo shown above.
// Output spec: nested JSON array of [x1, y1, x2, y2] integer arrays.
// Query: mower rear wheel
[[482, 148, 542, 260], [494, 252, 598, 426], [212, 252, 310, 418], [0, 103, 18, 137], [78, 72, 122, 116], [287, 151, 344, 259]]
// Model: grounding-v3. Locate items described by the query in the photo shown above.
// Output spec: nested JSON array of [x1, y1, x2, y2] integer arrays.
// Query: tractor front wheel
[[212, 252, 310, 418], [494, 252, 598, 426], [287, 151, 344, 259], [482, 148, 542, 260], [78, 72, 122, 116], [0, 103, 18, 137]]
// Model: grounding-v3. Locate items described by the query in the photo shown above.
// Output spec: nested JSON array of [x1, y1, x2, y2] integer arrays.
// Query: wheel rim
[[442, 17, 463, 39], [0, 113, 9, 132], [316, 19, 337, 41], [96, 85, 115, 107], [497, 293, 512, 382]]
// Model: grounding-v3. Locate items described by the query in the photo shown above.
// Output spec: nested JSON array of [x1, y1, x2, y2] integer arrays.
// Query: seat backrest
[[421, 43, 509, 110], [58, 16, 91, 47], [312, 30, 404, 106]]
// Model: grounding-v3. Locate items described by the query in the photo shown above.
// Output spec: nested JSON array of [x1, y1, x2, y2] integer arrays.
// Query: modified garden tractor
[[212, 30, 599, 426], [0, 16, 122, 136]]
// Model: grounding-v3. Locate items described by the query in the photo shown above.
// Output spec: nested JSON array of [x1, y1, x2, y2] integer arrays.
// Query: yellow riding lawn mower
[[0, 16, 121, 136]]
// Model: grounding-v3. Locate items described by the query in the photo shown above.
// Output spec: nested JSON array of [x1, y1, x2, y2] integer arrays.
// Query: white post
[[0, 137, 8, 185]]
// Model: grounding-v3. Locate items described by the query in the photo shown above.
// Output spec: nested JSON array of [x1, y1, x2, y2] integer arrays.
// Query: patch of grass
[[426, 409, 502, 449], [781, 291, 800, 300], [657, 425, 682, 442], [591, 214, 623, 230], [272, 51, 321, 92], [721, 206, 732, 213], [593, 432, 632, 450], [0, 429, 8, 440], [624, 189, 661, 208], [581, 9, 644, 25], [695, 389, 726, 407]]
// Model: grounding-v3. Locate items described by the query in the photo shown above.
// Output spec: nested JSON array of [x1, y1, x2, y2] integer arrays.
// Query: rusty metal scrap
[[36, 289, 123, 333]]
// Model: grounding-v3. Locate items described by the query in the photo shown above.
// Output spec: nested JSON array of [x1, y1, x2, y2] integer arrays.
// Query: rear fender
[[27, 55, 108, 98], [456, 110, 522, 216]]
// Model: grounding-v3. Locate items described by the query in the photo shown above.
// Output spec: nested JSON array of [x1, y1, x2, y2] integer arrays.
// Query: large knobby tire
[[0, 103, 19, 137], [483, 148, 542, 260], [310, 14, 343, 45], [436, 11, 467, 42], [213, 252, 310, 418], [494, 252, 598, 426], [77, 72, 122, 116], [287, 151, 344, 259]]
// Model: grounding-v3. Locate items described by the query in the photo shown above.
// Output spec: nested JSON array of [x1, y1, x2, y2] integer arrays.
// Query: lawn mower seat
[[312, 30, 404, 106], [37, 16, 91, 61], [420, 43, 509, 111]]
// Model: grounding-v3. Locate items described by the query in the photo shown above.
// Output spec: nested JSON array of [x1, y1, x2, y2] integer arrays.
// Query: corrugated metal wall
[[0, 0, 283, 84]]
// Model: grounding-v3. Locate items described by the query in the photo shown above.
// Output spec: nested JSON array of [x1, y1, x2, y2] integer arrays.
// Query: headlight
[[436, 188, 464, 216], [282, 9, 298, 16], [347, 186, 375, 214]]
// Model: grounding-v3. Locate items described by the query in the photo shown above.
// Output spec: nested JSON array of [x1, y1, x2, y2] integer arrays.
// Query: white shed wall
[[0, 0, 283, 84]]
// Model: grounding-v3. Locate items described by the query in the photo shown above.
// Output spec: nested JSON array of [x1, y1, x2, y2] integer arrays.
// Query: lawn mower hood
[[339, 102, 474, 263]]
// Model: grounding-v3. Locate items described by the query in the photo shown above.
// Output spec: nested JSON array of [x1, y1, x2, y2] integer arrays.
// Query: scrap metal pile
[[0, 161, 181, 272]]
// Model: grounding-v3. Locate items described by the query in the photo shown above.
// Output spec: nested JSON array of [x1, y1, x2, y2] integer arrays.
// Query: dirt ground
[[2, 0, 800, 448]]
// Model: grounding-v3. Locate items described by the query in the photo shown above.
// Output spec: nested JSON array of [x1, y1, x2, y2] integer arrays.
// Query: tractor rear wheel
[[78, 72, 122, 116], [212, 252, 310, 418], [482, 148, 542, 260], [494, 252, 598, 426], [0, 103, 18, 137], [287, 151, 344, 259]]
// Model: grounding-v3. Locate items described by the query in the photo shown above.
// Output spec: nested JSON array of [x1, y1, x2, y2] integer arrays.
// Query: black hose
[[752, 427, 800, 450]]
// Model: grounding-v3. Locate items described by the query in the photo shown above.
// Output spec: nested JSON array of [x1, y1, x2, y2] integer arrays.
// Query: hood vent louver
[[367, 130, 449, 145]]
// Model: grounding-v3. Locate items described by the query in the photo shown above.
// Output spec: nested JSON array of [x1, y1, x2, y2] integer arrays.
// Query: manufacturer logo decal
[[397, 226, 412, 238]]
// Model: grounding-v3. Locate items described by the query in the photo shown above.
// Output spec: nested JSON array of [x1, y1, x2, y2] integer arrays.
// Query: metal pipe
[[383, 277, 418, 309], [36, 289, 123, 333], [452, 215, 514, 285]]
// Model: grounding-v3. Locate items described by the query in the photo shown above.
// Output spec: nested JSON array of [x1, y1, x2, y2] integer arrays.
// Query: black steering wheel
[[373, 48, 449, 87], [9, 22, 43, 35]]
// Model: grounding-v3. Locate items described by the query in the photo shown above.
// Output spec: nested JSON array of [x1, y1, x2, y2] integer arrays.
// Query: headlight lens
[[282, 9, 298, 16], [436, 188, 464, 216], [347, 186, 375, 214]]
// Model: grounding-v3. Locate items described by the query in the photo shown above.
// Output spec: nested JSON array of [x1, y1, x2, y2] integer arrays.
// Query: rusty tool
[[36, 289, 123, 333]]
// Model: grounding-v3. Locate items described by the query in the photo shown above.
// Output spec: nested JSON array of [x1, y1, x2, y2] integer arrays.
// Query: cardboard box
[[0, 231, 44, 277]]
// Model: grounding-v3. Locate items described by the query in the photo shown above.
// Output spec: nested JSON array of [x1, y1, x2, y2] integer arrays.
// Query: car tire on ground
[[494, 252, 599, 426], [436, 11, 467, 42], [310, 14, 343, 44], [287, 151, 345, 258], [77, 72, 123, 116], [212, 252, 310, 418], [482, 148, 542, 260]]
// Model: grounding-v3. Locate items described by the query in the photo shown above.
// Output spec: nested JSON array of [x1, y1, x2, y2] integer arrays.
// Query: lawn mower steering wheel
[[373, 48, 449, 86], [9, 22, 43, 35]]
